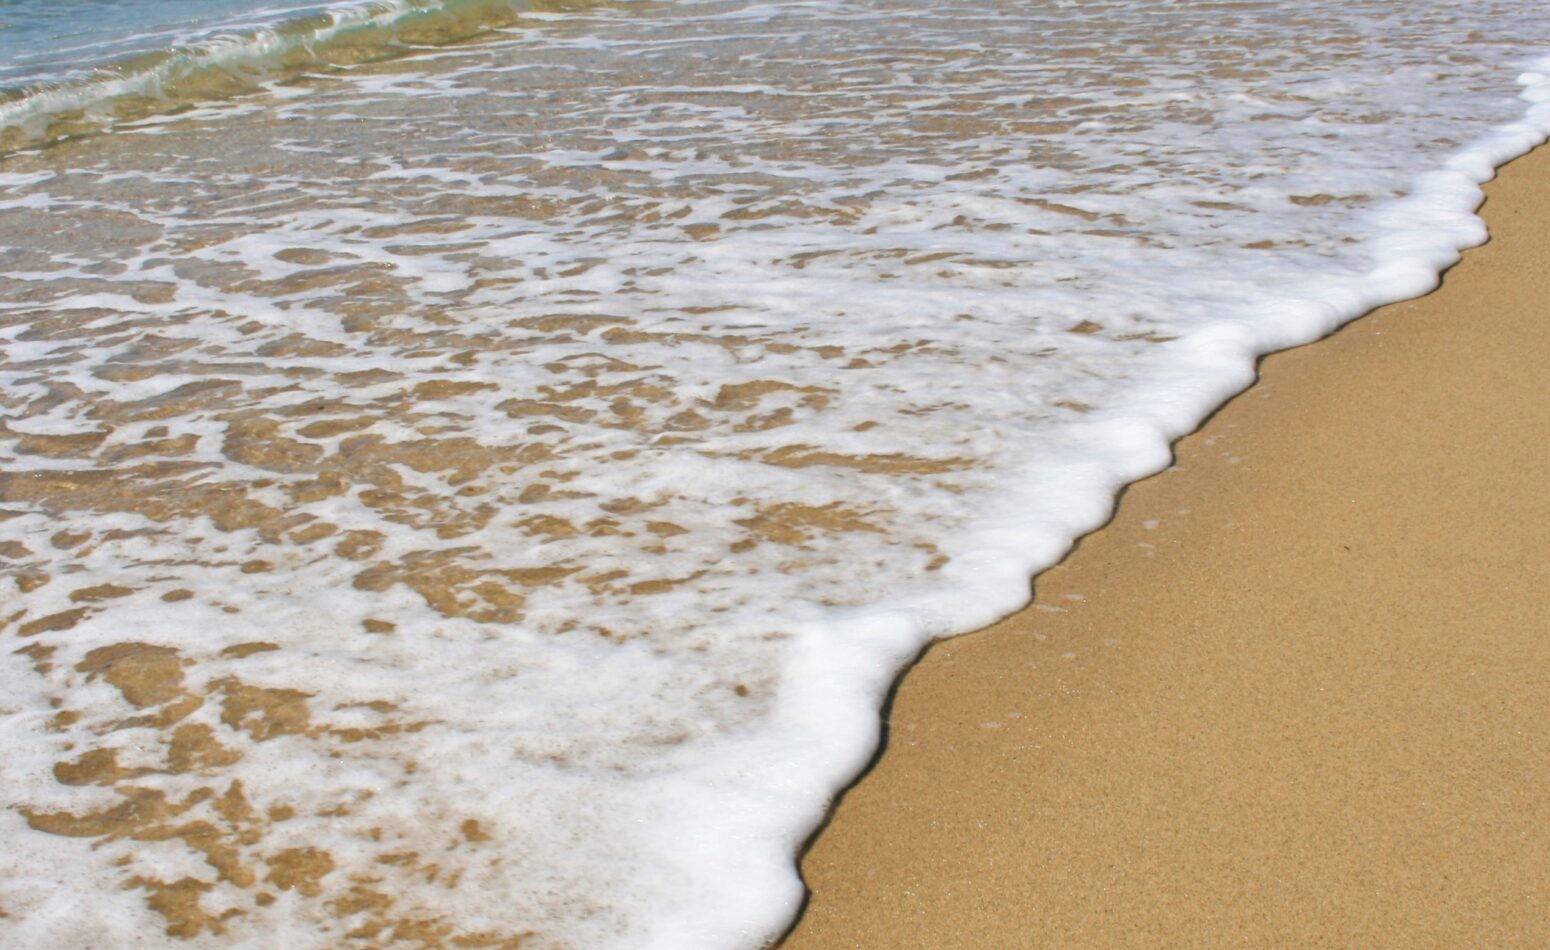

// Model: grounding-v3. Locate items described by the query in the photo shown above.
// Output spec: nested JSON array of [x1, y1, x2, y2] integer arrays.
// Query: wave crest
[[0, 0, 562, 153]]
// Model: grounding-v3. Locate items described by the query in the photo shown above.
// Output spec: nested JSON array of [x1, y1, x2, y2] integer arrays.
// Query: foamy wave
[[0, 0, 522, 150]]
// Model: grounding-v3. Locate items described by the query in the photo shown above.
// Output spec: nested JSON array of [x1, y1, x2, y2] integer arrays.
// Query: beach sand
[[781, 143, 1550, 947]]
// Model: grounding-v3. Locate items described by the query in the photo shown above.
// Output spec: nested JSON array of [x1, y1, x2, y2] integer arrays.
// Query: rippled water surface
[[2, 0, 1549, 946]]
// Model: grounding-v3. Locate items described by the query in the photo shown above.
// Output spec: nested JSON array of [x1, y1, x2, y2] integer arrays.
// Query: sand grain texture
[[785, 144, 1550, 948]]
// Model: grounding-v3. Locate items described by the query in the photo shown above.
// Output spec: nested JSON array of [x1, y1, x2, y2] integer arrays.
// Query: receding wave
[[0, 0, 579, 153]]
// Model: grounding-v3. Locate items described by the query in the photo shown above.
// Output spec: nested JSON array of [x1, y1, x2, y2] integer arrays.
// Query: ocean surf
[[2, 0, 1549, 946]]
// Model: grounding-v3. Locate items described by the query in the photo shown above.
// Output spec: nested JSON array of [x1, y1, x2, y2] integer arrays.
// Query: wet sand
[[783, 143, 1550, 948]]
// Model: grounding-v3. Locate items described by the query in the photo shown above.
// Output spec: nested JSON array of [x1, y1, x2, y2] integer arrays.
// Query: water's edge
[[4, 6, 1550, 945], [731, 58, 1550, 950]]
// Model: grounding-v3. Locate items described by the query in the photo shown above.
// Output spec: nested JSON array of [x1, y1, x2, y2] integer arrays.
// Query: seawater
[[1, 1, 1548, 946], [0, 0, 485, 139], [0, 0, 352, 87]]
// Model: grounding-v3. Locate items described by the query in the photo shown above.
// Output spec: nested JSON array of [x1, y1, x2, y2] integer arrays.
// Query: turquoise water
[[0, 0, 390, 88]]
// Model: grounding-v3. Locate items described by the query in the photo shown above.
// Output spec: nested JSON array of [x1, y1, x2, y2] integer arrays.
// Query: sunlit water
[[2, 0, 1549, 946], [0, 0, 439, 89]]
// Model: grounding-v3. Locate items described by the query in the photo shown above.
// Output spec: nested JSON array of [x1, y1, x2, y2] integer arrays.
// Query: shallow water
[[2, 1, 1549, 946], [0, 0, 347, 87]]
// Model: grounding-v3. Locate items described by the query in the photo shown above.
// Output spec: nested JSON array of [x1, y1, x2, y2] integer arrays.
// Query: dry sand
[[782, 143, 1550, 948]]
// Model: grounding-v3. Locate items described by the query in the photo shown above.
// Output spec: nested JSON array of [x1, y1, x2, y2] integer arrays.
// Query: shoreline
[[781, 143, 1550, 947]]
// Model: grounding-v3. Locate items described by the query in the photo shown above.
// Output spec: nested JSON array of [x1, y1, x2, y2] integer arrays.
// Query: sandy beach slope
[[782, 143, 1550, 948]]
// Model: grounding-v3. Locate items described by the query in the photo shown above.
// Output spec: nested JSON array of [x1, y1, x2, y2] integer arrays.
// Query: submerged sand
[[784, 144, 1550, 947]]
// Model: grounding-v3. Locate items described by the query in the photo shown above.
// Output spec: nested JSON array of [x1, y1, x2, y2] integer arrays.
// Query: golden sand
[[785, 144, 1550, 947]]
